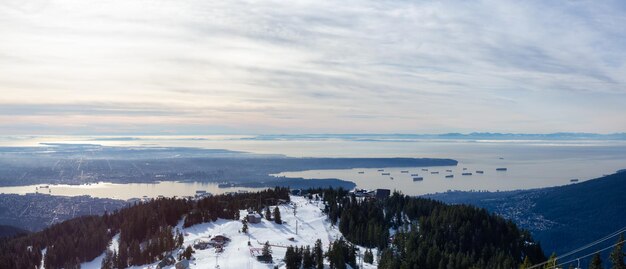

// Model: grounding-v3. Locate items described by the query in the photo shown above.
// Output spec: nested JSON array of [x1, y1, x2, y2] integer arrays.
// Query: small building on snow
[[247, 213, 262, 224]]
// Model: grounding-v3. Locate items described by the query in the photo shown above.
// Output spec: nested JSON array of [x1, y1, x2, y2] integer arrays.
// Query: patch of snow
[[40, 248, 47, 269]]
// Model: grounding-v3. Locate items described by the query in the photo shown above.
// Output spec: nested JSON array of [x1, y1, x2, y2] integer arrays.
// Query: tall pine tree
[[265, 207, 272, 221], [314, 239, 324, 269], [274, 206, 282, 224], [262, 241, 272, 257], [543, 253, 557, 269], [364, 248, 374, 264], [302, 246, 314, 269], [519, 256, 532, 269], [589, 253, 602, 269], [610, 233, 625, 269]]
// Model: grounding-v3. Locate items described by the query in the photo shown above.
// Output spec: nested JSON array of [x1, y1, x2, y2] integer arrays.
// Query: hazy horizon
[[2, 132, 626, 140]]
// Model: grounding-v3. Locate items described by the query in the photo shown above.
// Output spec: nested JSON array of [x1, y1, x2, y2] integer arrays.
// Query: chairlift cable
[[527, 226, 626, 269]]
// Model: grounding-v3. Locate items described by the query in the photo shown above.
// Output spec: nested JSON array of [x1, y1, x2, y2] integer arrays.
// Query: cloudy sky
[[1, 0, 625, 135]]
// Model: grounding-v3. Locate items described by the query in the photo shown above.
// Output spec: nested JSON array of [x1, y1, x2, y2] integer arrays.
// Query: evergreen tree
[[285, 246, 302, 269], [326, 237, 357, 269], [274, 206, 282, 224], [265, 207, 272, 221], [543, 253, 557, 269], [589, 253, 603, 269], [117, 241, 128, 269], [610, 233, 625, 269], [296, 247, 304, 268], [303, 246, 314, 269], [182, 245, 194, 260], [242, 219, 249, 233], [176, 229, 184, 247], [519, 256, 532, 269], [364, 249, 373, 264], [263, 241, 272, 257], [129, 240, 141, 265], [314, 239, 324, 269], [285, 246, 294, 268], [101, 250, 114, 269]]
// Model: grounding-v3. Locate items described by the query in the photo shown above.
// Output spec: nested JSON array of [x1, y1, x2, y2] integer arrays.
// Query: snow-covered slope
[[81, 195, 377, 269]]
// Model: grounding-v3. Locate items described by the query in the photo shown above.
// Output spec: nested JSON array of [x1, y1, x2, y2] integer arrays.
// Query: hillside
[[0, 225, 29, 238], [425, 171, 626, 259]]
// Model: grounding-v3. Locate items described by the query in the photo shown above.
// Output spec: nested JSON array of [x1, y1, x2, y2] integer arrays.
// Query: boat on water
[[445, 175, 454, 178], [410, 174, 419, 176], [382, 173, 391, 176], [431, 171, 439, 174], [462, 172, 472, 176], [400, 170, 409, 173], [570, 179, 579, 183], [476, 170, 484, 174], [496, 168, 508, 171], [413, 177, 423, 181]]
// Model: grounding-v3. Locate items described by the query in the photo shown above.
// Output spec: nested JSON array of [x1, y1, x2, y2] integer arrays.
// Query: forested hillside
[[311, 188, 546, 268], [425, 171, 626, 263]]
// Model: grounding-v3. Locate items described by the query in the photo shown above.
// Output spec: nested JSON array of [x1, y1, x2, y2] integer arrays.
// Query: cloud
[[0, 0, 625, 134]]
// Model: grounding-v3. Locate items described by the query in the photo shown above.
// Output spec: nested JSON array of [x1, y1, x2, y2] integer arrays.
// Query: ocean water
[[0, 135, 625, 197]]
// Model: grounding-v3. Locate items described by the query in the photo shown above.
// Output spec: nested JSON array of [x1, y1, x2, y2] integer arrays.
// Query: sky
[[1, 0, 625, 135]]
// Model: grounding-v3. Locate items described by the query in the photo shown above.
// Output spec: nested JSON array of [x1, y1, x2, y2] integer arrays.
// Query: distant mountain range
[[243, 132, 626, 141], [425, 170, 626, 264]]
